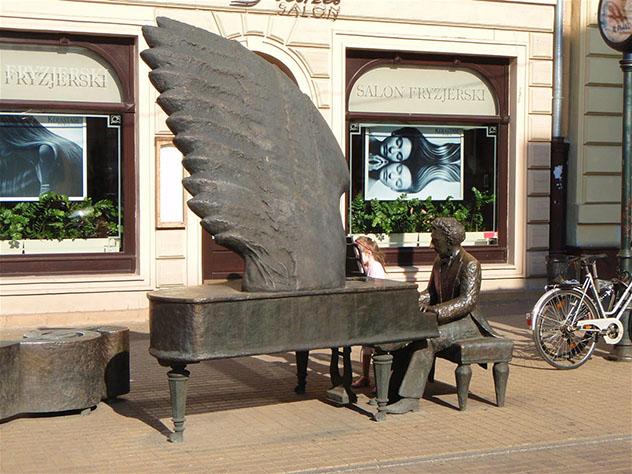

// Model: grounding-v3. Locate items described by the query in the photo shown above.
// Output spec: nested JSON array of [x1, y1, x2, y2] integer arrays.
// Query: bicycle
[[528, 254, 632, 369]]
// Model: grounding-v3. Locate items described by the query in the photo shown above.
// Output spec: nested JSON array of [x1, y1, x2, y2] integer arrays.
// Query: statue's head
[[430, 217, 465, 258]]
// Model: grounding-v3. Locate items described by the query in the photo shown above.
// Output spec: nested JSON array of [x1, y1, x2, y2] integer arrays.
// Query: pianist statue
[[383, 217, 497, 414]]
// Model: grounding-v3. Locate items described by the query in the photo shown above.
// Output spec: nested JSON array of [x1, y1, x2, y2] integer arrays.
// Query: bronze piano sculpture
[[148, 277, 437, 441], [142, 17, 438, 443]]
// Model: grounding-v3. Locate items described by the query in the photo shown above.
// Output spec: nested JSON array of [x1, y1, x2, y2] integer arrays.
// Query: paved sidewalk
[[1, 291, 631, 473]]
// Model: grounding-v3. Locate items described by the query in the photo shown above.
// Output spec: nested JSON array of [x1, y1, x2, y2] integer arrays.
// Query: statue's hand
[[418, 290, 432, 307]]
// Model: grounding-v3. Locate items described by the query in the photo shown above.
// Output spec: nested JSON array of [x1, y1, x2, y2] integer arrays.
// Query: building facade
[[1, 0, 562, 327], [567, 0, 627, 255]]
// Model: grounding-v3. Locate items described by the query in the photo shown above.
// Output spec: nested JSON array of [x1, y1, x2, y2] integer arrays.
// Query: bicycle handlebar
[[566, 254, 631, 284], [618, 270, 632, 285], [568, 254, 608, 266]]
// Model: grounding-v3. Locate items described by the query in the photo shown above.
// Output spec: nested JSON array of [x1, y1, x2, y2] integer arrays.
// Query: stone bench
[[431, 336, 513, 410]]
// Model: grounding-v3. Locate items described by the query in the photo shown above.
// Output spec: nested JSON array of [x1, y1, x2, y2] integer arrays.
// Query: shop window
[[346, 50, 509, 265], [0, 31, 136, 275]]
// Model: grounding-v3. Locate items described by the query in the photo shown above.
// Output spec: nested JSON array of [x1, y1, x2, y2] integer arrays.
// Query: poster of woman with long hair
[[0, 113, 86, 201], [364, 126, 463, 201]]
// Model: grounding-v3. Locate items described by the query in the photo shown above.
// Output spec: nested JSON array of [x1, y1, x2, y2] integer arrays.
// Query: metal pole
[[607, 52, 632, 361], [619, 52, 632, 276]]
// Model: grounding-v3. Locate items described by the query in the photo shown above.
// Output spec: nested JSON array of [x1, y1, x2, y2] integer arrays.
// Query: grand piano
[[148, 276, 437, 442], [141, 17, 438, 443]]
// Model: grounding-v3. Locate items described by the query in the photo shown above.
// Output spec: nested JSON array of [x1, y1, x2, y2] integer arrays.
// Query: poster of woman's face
[[0, 113, 87, 201], [364, 125, 464, 201]]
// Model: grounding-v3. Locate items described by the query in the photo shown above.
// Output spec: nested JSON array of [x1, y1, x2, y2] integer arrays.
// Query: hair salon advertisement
[[0, 113, 87, 201], [363, 125, 464, 201]]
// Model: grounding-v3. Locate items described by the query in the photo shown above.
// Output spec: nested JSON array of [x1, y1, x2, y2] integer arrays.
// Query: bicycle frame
[[580, 269, 632, 320], [565, 269, 632, 345]]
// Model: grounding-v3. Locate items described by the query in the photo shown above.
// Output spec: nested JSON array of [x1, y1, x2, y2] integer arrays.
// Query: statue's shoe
[[382, 398, 420, 414]]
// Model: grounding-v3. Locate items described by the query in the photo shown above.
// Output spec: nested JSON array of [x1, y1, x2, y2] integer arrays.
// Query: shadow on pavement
[[109, 331, 365, 438], [114, 296, 613, 439], [113, 330, 504, 438], [424, 380, 497, 410]]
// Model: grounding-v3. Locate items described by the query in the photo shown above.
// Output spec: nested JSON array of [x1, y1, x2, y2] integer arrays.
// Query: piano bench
[[431, 336, 514, 411]]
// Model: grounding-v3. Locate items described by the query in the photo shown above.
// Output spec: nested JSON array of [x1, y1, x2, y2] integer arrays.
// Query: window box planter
[[350, 231, 497, 253], [352, 233, 419, 248], [387, 232, 419, 248], [351, 231, 497, 251], [0, 240, 25, 255], [464, 231, 498, 246], [1, 237, 120, 255], [418, 233, 432, 248], [352, 233, 389, 247]]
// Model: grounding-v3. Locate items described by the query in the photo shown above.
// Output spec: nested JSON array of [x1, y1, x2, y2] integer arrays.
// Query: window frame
[[0, 30, 137, 275], [345, 49, 510, 266]]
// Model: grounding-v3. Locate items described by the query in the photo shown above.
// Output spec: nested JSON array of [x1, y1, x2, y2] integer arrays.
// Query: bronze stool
[[432, 337, 513, 410]]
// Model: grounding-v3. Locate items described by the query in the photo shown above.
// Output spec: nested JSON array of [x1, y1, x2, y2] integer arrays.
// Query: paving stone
[[1, 291, 631, 473]]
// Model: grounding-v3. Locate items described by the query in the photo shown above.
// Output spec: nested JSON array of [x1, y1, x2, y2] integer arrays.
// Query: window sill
[[1, 238, 120, 255]]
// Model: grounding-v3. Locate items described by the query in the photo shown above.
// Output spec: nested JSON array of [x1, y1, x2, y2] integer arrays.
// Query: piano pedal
[[325, 385, 357, 405]]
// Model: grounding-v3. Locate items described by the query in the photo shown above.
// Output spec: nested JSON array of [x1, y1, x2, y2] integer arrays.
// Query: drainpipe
[[547, 0, 570, 282], [551, 0, 564, 140]]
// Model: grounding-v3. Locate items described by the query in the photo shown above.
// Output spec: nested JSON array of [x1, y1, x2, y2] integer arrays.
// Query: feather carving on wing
[[142, 18, 349, 292]]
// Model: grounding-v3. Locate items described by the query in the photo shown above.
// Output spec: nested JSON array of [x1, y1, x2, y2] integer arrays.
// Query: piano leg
[[294, 350, 309, 394], [342, 346, 357, 404], [167, 363, 190, 443], [372, 351, 393, 422], [325, 347, 357, 405], [329, 347, 341, 386]]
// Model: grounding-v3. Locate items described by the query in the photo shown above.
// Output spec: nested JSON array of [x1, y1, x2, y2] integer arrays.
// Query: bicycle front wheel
[[533, 288, 599, 369]]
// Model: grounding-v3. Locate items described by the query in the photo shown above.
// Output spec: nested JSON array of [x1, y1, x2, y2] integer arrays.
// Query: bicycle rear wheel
[[533, 288, 599, 369]]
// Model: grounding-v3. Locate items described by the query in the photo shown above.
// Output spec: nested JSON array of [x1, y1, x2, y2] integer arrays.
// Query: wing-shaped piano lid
[[141, 17, 349, 293]]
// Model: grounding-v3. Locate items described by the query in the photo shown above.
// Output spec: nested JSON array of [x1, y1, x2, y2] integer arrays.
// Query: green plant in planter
[[0, 192, 120, 241], [403, 196, 469, 233], [467, 187, 495, 231], [352, 194, 420, 235], [0, 206, 30, 241], [350, 186, 494, 235], [370, 196, 416, 234], [351, 192, 372, 234], [408, 197, 433, 232]]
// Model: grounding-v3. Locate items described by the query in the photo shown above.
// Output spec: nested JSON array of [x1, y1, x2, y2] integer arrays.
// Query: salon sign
[[349, 66, 497, 116], [230, 0, 341, 21], [0, 44, 123, 103]]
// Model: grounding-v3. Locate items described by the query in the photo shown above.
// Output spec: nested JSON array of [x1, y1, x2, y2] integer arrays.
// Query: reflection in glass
[[0, 114, 85, 200]]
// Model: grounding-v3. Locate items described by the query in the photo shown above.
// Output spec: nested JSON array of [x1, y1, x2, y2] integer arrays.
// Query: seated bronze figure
[[384, 217, 499, 414]]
